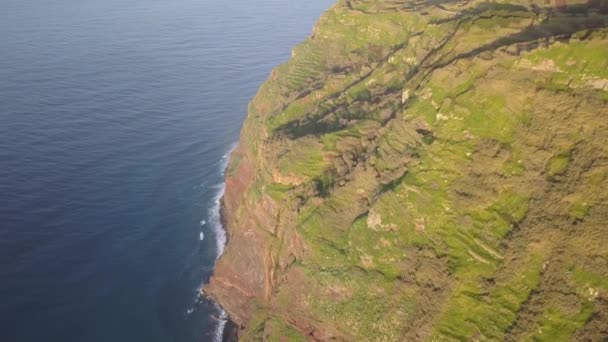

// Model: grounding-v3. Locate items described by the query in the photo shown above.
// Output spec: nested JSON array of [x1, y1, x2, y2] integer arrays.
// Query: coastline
[[204, 144, 239, 342], [217, 196, 239, 342], [220, 310, 239, 342]]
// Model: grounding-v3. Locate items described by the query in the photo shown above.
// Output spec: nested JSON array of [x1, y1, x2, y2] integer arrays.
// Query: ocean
[[0, 0, 332, 340]]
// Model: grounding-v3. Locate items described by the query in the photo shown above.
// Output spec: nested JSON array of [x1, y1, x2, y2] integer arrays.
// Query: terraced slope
[[205, 0, 608, 340]]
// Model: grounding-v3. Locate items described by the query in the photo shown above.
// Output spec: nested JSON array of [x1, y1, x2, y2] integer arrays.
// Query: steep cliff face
[[205, 0, 608, 340]]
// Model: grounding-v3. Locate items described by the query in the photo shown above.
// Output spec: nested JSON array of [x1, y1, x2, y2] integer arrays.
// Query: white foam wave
[[209, 182, 227, 258], [212, 301, 229, 342], [209, 142, 237, 342], [208, 143, 236, 259]]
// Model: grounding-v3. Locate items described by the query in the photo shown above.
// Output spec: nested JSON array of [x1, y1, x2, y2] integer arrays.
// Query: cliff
[[205, 0, 608, 340]]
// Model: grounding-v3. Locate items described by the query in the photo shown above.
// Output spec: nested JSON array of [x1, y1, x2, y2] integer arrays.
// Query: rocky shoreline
[[221, 317, 239, 342], [202, 191, 240, 341], [216, 198, 239, 341]]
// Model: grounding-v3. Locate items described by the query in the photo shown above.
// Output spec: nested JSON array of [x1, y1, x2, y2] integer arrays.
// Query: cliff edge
[[205, 0, 608, 340]]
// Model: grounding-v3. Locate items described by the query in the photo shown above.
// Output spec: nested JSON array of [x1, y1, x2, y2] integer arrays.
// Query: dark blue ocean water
[[0, 0, 332, 341]]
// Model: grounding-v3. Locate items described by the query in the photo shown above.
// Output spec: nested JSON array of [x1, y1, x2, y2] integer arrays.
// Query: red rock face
[[223, 148, 253, 222], [555, 0, 568, 9], [205, 145, 277, 325]]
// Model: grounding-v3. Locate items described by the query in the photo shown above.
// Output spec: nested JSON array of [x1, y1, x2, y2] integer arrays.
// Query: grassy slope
[[229, 0, 608, 340]]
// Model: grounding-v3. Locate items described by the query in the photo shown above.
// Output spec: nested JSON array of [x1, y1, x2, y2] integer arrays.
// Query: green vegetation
[[573, 266, 608, 291], [265, 317, 307, 342], [528, 302, 595, 342], [265, 182, 294, 202], [277, 139, 327, 180], [569, 199, 591, 220], [546, 149, 572, 178]]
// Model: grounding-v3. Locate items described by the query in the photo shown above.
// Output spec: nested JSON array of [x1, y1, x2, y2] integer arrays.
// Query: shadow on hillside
[[275, 1, 608, 139], [428, 3, 608, 69], [346, 0, 473, 13]]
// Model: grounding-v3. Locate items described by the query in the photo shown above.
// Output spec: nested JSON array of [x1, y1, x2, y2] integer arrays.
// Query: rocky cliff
[[205, 0, 608, 340]]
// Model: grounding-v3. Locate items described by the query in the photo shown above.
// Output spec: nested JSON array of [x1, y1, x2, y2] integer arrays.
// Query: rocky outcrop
[[205, 0, 608, 340]]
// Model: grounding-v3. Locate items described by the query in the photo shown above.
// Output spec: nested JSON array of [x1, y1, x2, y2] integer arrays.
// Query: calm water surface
[[0, 0, 332, 340]]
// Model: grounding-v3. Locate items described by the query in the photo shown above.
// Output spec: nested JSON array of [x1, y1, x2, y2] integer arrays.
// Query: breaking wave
[[209, 142, 237, 342], [209, 143, 236, 259]]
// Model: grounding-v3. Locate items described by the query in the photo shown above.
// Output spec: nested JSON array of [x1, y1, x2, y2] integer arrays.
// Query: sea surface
[[0, 0, 332, 340]]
